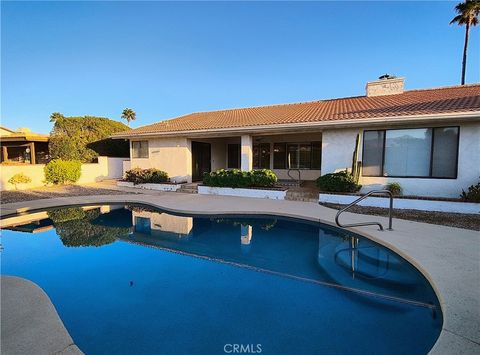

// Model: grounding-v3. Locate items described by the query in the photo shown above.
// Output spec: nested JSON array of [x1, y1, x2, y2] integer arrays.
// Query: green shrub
[[8, 173, 32, 189], [203, 169, 277, 188], [386, 182, 402, 196], [124, 168, 169, 185], [49, 116, 130, 162], [460, 180, 480, 202], [316, 171, 361, 193], [44, 159, 81, 184], [250, 169, 277, 187]]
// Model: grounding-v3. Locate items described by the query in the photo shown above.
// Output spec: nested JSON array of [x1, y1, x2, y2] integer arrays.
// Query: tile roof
[[114, 84, 480, 137]]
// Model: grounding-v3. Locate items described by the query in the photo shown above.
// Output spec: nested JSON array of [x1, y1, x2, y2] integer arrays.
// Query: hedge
[[316, 171, 361, 193], [124, 168, 169, 185], [44, 159, 81, 185], [203, 169, 277, 188]]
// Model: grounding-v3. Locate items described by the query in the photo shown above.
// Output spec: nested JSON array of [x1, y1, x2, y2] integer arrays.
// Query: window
[[134, 217, 151, 234], [311, 142, 322, 169], [384, 129, 432, 177], [362, 130, 384, 176], [431, 127, 459, 178], [273, 143, 286, 169], [228, 144, 240, 169], [273, 142, 322, 169], [132, 141, 149, 158], [362, 127, 459, 178], [253, 143, 270, 169]]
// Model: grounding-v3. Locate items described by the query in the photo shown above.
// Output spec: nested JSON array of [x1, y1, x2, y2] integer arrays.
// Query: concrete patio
[[1, 191, 479, 354]]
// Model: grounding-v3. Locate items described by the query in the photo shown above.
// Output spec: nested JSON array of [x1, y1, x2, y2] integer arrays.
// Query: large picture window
[[362, 127, 459, 179], [253, 143, 270, 169], [131, 141, 149, 158], [273, 142, 322, 170]]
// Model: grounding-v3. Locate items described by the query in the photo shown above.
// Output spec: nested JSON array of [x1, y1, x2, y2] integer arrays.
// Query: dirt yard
[[1, 184, 137, 205], [322, 203, 480, 231]]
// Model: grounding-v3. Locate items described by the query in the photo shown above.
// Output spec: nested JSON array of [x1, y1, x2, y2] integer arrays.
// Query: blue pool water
[[1, 204, 442, 355]]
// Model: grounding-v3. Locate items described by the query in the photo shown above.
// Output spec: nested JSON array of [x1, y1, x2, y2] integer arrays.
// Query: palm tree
[[121, 108, 136, 126], [50, 112, 64, 123], [450, 0, 480, 85]]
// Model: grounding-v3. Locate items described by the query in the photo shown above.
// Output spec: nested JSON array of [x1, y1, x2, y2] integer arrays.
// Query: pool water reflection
[[1, 204, 442, 355]]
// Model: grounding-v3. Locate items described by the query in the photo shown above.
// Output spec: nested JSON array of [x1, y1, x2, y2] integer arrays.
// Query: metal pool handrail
[[287, 168, 301, 185], [334, 190, 393, 231]]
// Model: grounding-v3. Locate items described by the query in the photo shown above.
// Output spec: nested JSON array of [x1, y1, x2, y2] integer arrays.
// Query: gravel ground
[[321, 203, 480, 231], [0, 185, 136, 205]]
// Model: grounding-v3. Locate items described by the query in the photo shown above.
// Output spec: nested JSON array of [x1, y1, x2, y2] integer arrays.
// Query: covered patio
[[189, 131, 323, 182], [0, 128, 50, 165]]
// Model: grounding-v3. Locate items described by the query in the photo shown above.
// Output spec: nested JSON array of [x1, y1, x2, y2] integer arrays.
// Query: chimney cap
[[378, 74, 397, 80]]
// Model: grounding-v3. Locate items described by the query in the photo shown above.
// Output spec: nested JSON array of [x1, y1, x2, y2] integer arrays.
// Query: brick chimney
[[366, 75, 404, 97]]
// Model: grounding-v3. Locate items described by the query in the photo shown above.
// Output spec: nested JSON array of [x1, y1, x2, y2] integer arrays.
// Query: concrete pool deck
[[1, 276, 83, 355], [1, 192, 479, 354]]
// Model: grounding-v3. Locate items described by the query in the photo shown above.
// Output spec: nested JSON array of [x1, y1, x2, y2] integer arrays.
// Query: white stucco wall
[[321, 123, 480, 198], [129, 137, 192, 183], [107, 157, 130, 179], [0, 157, 128, 191]]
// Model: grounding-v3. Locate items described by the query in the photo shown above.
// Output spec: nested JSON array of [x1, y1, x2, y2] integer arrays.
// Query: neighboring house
[[112, 77, 480, 198], [0, 127, 50, 164]]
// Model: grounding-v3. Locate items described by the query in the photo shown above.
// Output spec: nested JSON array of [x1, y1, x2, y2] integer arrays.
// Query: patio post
[[240, 135, 253, 171]]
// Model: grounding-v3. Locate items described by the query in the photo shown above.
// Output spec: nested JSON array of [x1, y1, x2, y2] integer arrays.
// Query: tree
[[450, 0, 480, 85], [50, 112, 65, 123], [49, 116, 130, 162], [121, 108, 136, 126]]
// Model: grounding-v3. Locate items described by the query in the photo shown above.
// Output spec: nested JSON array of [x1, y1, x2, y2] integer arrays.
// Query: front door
[[192, 141, 211, 181]]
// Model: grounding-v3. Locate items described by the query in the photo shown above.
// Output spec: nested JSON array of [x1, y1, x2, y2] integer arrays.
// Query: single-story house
[[112, 77, 480, 198], [0, 127, 50, 164]]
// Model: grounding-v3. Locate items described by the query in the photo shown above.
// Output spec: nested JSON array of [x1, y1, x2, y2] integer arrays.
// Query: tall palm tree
[[121, 108, 136, 126], [450, 0, 480, 85], [50, 112, 64, 123]]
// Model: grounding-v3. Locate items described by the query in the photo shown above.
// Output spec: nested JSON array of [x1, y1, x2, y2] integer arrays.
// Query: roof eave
[[111, 111, 480, 139]]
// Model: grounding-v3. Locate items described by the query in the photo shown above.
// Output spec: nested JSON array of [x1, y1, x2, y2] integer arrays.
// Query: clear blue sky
[[2, 1, 479, 134]]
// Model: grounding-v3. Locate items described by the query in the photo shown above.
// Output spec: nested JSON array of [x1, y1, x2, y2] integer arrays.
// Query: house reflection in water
[[131, 209, 193, 239], [240, 224, 253, 253]]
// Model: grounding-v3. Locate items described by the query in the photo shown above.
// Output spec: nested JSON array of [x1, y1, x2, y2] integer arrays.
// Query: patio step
[[177, 183, 199, 194], [285, 190, 319, 202]]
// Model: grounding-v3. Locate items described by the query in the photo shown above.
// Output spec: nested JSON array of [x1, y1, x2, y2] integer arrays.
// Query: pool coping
[[1, 275, 83, 355], [1, 192, 479, 354]]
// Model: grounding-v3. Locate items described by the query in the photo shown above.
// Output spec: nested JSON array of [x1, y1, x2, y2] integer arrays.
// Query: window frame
[[131, 140, 149, 159], [362, 126, 460, 179]]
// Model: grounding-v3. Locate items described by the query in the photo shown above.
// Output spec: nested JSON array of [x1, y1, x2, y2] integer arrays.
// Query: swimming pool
[[1, 204, 442, 354]]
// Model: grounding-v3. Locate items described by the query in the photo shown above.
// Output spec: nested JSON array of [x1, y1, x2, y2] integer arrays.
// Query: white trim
[[112, 111, 480, 139], [117, 181, 181, 192], [198, 186, 286, 200], [319, 193, 480, 215]]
